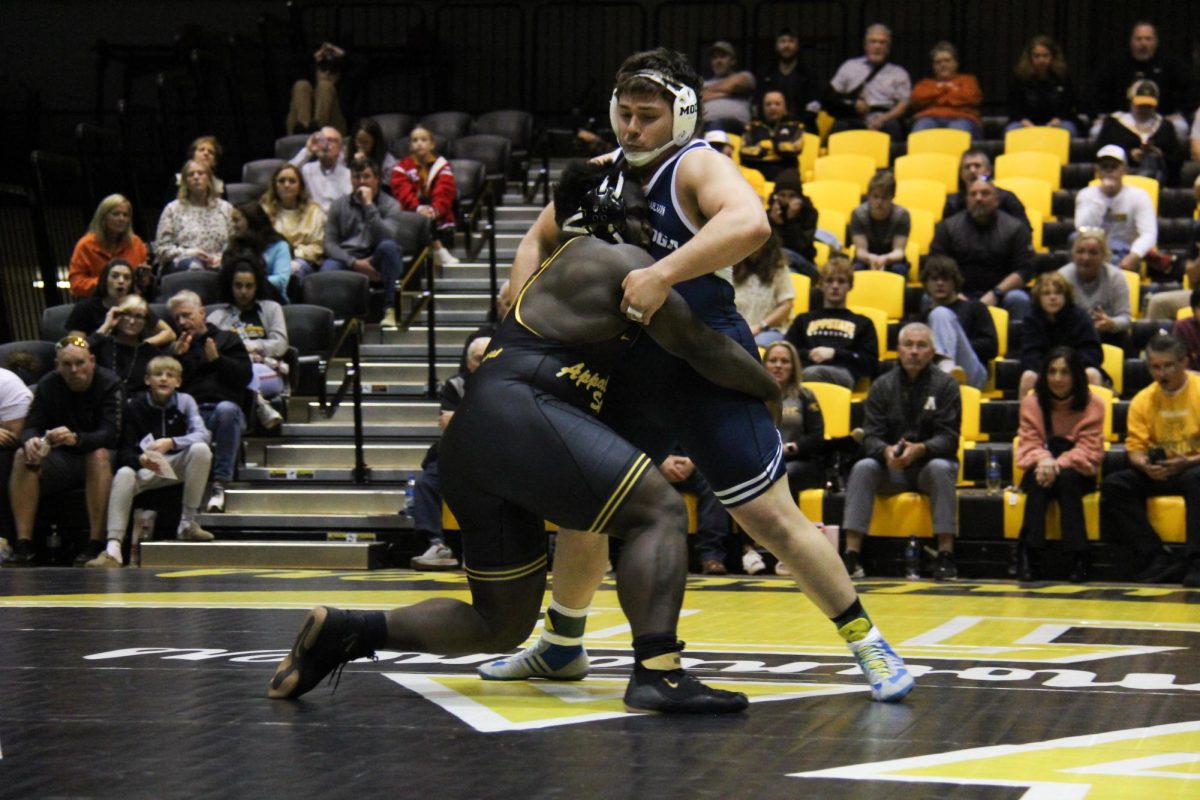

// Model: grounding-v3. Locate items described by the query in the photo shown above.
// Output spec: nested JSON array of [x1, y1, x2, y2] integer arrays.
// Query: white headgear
[[609, 70, 698, 167]]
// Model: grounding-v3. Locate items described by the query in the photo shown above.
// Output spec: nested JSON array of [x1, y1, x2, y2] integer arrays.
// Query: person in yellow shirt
[[1101, 335, 1200, 586]]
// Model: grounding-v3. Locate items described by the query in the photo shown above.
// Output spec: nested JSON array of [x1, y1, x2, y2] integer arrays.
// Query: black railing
[[316, 316, 369, 483], [396, 243, 438, 397]]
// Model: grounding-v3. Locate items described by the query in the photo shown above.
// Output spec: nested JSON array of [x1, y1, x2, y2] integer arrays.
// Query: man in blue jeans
[[168, 291, 252, 513], [322, 157, 404, 326]]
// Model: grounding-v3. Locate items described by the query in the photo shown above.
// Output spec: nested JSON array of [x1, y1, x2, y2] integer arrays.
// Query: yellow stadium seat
[[995, 151, 1062, 191], [894, 178, 947, 221], [907, 128, 971, 159], [798, 132, 821, 182], [1002, 491, 1101, 541], [802, 179, 861, 219], [798, 487, 824, 522], [1148, 497, 1186, 543], [828, 129, 891, 170], [994, 176, 1053, 221], [906, 206, 935, 255], [893, 152, 959, 194], [1122, 267, 1142, 319], [790, 272, 811, 318], [868, 493, 933, 538], [1004, 126, 1069, 165], [816, 207, 848, 245], [960, 385, 982, 443], [982, 305, 1008, 399], [1101, 343, 1124, 396], [814, 154, 877, 194], [1179, 305, 1193, 321], [1026, 207, 1046, 252], [805, 380, 851, 438], [848, 303, 890, 359], [847, 270, 905, 320], [1087, 174, 1159, 213], [1089, 384, 1115, 443]]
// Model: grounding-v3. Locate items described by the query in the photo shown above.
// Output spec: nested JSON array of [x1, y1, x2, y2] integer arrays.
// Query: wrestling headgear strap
[[609, 70, 698, 167]]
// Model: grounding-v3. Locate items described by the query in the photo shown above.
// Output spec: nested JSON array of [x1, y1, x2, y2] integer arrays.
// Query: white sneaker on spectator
[[410, 543, 457, 570], [206, 483, 226, 513], [255, 397, 283, 430], [434, 247, 460, 267], [381, 307, 397, 327], [742, 550, 767, 575], [775, 560, 792, 576], [85, 551, 122, 568], [178, 520, 215, 542]]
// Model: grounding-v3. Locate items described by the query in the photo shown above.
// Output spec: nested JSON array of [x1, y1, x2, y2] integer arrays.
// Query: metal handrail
[[316, 316, 369, 483]]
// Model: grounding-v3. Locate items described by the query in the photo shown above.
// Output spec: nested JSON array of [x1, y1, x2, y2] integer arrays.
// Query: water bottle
[[404, 476, 416, 516], [47, 524, 62, 565], [986, 451, 1002, 495], [904, 535, 921, 580]]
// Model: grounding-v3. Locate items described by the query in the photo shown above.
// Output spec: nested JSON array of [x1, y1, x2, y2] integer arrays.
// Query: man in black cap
[[701, 40, 755, 134]]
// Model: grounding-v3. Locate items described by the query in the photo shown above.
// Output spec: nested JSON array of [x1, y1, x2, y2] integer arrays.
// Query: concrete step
[[239, 466, 417, 482], [281, 422, 440, 438], [360, 342, 465, 359], [261, 442, 430, 468], [369, 325, 478, 345], [140, 540, 389, 569], [197, 511, 410, 531], [326, 361, 459, 384], [305, 400, 439, 424], [222, 487, 406, 515]]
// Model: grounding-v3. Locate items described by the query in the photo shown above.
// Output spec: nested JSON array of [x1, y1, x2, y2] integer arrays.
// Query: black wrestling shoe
[[267, 606, 376, 700], [623, 668, 749, 714]]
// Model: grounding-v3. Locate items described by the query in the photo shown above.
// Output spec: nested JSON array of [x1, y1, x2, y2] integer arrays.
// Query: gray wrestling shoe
[[477, 639, 590, 681]]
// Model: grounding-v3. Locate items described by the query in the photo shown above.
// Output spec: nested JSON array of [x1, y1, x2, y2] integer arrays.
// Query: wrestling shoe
[[623, 669, 749, 714], [843, 619, 914, 702], [477, 639, 589, 681], [267, 606, 377, 700]]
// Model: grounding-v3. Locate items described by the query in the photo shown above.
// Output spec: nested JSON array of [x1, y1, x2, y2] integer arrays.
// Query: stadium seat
[[789, 272, 811, 318], [907, 128, 971, 159], [804, 381, 851, 438], [982, 305, 1008, 398], [225, 182, 263, 205], [242, 158, 287, 187], [995, 151, 1062, 191], [300, 271, 369, 321], [905, 207, 936, 280], [1101, 343, 1124, 396], [739, 166, 771, 205], [814, 154, 877, 194], [418, 111, 473, 147], [867, 493, 933, 538], [848, 304, 890, 359], [451, 134, 511, 196], [798, 132, 821, 182], [0, 340, 56, 380], [1089, 384, 1115, 443], [1148, 496, 1186, 543], [1004, 126, 1070, 165], [1178, 305, 1193, 321], [802, 180, 860, 219], [1026, 207, 1046, 251], [847, 270, 904, 320], [1087, 174, 1159, 213], [994, 176, 1053, 221], [274, 133, 309, 160], [1002, 490, 1101, 541], [157, 270, 220, 306], [894, 153, 959, 194], [40, 304, 75, 341], [960, 385, 982, 444], [894, 179, 947, 221], [827, 130, 890, 170], [474, 110, 533, 157], [369, 113, 416, 149], [281, 303, 334, 396], [816, 208, 847, 245]]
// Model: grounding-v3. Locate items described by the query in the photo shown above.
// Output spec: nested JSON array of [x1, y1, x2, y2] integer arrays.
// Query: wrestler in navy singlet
[[603, 142, 785, 505], [440, 240, 654, 581]]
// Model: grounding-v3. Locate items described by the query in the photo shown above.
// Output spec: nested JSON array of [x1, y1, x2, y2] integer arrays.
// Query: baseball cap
[[1095, 144, 1126, 163], [710, 40, 736, 57]]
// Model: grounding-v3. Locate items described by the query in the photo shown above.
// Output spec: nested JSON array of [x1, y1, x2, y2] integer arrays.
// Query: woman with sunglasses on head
[[66, 258, 175, 348], [86, 294, 162, 396]]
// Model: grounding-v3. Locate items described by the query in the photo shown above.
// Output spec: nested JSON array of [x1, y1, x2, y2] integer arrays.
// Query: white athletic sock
[[106, 539, 124, 564]]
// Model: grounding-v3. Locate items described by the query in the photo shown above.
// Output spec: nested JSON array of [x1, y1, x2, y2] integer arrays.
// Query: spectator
[[702, 129, 735, 158], [930, 176, 1035, 320], [67, 258, 175, 348], [1101, 335, 1200, 587], [757, 28, 814, 129], [69, 194, 149, 299], [767, 170, 819, 277], [391, 126, 459, 268], [289, 126, 352, 212], [1018, 272, 1104, 397], [5, 336, 121, 567], [1095, 79, 1184, 185], [168, 290, 253, 514], [1146, 174, 1200, 321], [764, 341, 829, 496], [700, 41, 755, 133], [732, 232, 795, 346], [1170, 288, 1200, 371], [324, 156, 405, 327], [1006, 35, 1081, 136], [918, 255, 997, 390], [87, 294, 162, 397], [1192, 108, 1200, 162], [286, 41, 349, 135], [1058, 228, 1132, 350], [825, 24, 911, 141], [1090, 22, 1195, 143], [260, 163, 326, 286], [842, 323, 962, 580], [348, 117, 398, 182], [0, 367, 32, 556], [207, 257, 288, 431], [850, 170, 910, 278], [1073, 145, 1157, 274], [155, 159, 234, 275], [227, 201, 292, 302], [784, 256, 879, 389], [86, 356, 215, 568], [942, 150, 1030, 228], [1015, 346, 1105, 582], [408, 336, 490, 571], [739, 89, 805, 181], [909, 42, 983, 140], [179, 135, 225, 197]]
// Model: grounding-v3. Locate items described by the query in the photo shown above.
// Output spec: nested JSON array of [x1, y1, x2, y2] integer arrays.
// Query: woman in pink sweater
[[1015, 346, 1105, 582]]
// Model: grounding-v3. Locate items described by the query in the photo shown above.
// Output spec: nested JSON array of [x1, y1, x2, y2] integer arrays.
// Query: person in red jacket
[[910, 41, 983, 140], [390, 126, 459, 268], [69, 195, 149, 299]]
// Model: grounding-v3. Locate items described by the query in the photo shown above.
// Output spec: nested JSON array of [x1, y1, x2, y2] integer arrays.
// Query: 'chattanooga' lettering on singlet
[[805, 317, 859, 340], [556, 362, 610, 412]]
